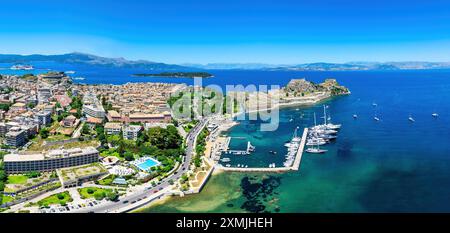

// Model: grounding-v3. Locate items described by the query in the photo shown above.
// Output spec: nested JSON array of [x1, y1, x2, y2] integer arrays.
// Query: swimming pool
[[135, 158, 161, 171]]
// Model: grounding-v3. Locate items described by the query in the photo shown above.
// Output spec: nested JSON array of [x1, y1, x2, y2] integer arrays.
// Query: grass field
[[7, 175, 28, 184], [37, 191, 73, 207], [78, 187, 114, 200], [1, 195, 14, 205]]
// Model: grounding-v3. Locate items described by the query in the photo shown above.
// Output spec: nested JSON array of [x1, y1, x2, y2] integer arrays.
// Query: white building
[[122, 125, 142, 141]]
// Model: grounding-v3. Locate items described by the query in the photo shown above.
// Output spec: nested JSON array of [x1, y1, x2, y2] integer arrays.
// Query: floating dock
[[217, 128, 308, 172], [223, 139, 255, 155]]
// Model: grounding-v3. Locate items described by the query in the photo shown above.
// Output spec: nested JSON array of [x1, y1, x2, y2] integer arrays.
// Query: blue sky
[[1, 0, 450, 64]]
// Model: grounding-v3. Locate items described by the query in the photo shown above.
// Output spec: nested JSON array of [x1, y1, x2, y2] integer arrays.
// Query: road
[[75, 118, 208, 213]]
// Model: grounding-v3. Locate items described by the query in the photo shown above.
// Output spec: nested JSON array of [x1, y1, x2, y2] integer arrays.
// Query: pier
[[217, 128, 308, 172], [223, 139, 255, 155]]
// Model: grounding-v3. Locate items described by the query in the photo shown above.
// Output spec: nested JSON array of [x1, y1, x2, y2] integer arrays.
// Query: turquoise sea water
[[2, 63, 450, 212]]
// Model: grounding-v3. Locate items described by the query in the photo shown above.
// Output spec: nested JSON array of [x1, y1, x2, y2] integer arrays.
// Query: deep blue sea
[[2, 62, 450, 212]]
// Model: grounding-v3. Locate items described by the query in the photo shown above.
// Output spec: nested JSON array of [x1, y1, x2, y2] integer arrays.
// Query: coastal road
[[74, 118, 208, 213]]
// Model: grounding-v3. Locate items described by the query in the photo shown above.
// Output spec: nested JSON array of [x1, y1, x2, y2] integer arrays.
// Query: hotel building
[[3, 147, 99, 174]]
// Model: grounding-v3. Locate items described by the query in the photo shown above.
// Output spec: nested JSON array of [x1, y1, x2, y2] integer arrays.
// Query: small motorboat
[[353, 114, 358, 119], [432, 113, 439, 118], [374, 116, 380, 121], [408, 116, 415, 122]]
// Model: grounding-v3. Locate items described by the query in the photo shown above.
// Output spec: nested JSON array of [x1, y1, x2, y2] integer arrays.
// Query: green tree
[[124, 151, 134, 161], [57, 193, 65, 200], [94, 191, 105, 200], [40, 128, 50, 139], [106, 192, 119, 202], [81, 124, 90, 135]]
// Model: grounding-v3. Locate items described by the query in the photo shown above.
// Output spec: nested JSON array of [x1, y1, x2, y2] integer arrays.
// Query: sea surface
[[2, 62, 450, 212]]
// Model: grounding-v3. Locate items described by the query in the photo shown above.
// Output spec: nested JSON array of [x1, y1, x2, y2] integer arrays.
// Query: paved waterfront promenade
[[216, 128, 308, 173]]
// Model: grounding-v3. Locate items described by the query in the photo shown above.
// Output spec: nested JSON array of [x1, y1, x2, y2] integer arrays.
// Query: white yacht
[[305, 148, 328, 154]]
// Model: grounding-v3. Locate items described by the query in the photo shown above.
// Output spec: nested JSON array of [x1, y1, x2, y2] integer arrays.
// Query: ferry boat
[[72, 77, 86, 80], [65, 70, 76, 74], [10, 64, 34, 70]]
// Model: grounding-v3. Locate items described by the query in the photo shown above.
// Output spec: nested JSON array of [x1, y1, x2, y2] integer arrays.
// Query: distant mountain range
[[277, 61, 450, 71], [1, 52, 450, 71], [0, 52, 191, 71], [185, 61, 450, 70]]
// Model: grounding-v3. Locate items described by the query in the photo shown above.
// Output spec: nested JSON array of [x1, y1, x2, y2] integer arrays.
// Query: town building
[[3, 147, 100, 174], [5, 127, 27, 147], [36, 111, 52, 126], [104, 122, 122, 135], [122, 125, 142, 141]]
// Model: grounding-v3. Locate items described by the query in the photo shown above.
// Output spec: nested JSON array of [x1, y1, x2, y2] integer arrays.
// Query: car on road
[[122, 200, 129, 204]]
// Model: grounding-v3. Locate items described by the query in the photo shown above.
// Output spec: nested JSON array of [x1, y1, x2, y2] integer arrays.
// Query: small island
[[132, 72, 213, 78]]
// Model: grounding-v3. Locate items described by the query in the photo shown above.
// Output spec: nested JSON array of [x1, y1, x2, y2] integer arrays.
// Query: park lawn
[[1, 195, 14, 205], [78, 187, 114, 200], [97, 175, 116, 186], [7, 175, 28, 184], [37, 191, 73, 207]]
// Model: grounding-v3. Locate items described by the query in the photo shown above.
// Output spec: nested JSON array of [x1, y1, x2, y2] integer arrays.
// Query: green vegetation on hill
[[194, 127, 209, 167]]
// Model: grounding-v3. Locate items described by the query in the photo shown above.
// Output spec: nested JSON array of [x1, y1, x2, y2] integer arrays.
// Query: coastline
[[234, 91, 350, 117]]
